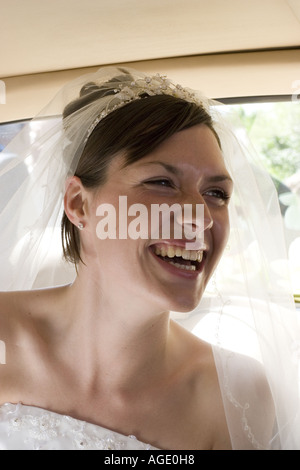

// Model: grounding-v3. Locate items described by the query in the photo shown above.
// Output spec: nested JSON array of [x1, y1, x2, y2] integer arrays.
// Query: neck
[[58, 264, 171, 392]]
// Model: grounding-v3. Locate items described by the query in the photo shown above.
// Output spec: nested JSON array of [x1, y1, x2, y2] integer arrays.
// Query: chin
[[165, 290, 204, 314], [151, 276, 208, 315]]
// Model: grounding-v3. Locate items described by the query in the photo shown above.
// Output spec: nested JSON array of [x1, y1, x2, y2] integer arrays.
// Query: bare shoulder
[[0, 289, 46, 354], [0, 291, 30, 403], [169, 321, 274, 449], [212, 347, 275, 449], [0, 290, 23, 336], [0, 289, 49, 332], [0, 286, 70, 349], [0, 288, 65, 404], [0, 286, 68, 322], [168, 320, 232, 449]]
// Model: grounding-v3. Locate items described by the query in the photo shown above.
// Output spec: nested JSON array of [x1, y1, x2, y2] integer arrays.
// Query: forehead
[[104, 124, 230, 183], [126, 124, 229, 175]]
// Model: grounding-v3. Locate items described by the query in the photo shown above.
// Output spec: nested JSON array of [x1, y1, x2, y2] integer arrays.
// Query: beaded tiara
[[85, 72, 200, 143]]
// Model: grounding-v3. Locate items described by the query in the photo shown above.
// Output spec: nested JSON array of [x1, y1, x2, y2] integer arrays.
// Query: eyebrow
[[205, 174, 233, 184], [141, 161, 233, 184], [142, 161, 182, 176]]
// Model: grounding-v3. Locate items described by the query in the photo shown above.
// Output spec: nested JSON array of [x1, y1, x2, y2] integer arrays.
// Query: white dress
[[0, 403, 158, 450]]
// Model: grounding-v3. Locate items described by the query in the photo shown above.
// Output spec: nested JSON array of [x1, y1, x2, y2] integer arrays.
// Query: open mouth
[[151, 244, 204, 272]]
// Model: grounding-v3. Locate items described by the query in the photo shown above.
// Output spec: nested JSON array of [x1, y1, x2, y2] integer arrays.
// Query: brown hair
[[62, 87, 220, 265]]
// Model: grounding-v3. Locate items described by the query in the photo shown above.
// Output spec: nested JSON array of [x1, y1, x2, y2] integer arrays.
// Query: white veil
[[0, 66, 299, 449]]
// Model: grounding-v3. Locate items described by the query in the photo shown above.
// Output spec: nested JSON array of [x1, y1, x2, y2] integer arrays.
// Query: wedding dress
[[0, 403, 158, 450]]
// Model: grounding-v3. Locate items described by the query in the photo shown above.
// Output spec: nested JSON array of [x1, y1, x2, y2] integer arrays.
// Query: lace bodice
[[0, 402, 158, 450]]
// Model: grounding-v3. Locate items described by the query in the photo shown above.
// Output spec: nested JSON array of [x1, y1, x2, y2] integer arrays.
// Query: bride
[[0, 67, 298, 450]]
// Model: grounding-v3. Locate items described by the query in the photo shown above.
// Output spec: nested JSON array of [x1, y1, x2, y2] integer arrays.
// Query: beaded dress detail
[[0, 403, 158, 450]]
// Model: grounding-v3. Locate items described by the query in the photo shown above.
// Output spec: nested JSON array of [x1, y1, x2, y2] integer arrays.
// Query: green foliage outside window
[[227, 101, 300, 300]]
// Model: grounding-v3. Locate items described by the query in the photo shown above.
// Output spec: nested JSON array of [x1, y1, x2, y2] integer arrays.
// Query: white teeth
[[168, 261, 196, 271], [155, 246, 162, 256], [167, 246, 175, 258], [154, 244, 203, 262], [160, 246, 167, 257], [175, 247, 182, 257]]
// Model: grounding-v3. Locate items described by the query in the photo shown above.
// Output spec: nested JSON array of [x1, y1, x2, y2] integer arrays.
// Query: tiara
[[84, 73, 200, 142]]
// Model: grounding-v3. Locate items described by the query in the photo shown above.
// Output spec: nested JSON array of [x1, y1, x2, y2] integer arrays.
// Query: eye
[[204, 188, 231, 204], [143, 178, 175, 188]]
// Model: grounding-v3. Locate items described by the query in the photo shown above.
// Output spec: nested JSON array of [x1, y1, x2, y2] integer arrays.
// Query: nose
[[174, 196, 213, 247], [181, 199, 213, 229]]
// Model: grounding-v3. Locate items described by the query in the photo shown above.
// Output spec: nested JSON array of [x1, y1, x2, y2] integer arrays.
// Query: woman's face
[[82, 124, 233, 313]]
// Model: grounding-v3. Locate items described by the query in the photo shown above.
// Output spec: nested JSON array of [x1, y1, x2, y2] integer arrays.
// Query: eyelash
[[144, 179, 231, 202], [204, 188, 231, 201], [144, 178, 174, 188]]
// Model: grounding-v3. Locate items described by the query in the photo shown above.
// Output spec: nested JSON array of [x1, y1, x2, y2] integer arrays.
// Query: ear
[[64, 176, 87, 228]]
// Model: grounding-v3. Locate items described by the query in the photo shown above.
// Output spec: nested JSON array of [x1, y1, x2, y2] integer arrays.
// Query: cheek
[[212, 212, 230, 255]]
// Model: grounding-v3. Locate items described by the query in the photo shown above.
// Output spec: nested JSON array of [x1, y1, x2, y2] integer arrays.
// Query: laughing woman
[[0, 67, 299, 450]]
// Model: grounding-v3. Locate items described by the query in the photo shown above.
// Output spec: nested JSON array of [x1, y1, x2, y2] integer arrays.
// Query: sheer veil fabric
[[0, 66, 299, 449]]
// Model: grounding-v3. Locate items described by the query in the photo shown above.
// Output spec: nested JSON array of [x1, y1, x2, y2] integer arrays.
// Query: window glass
[[220, 100, 300, 302], [0, 121, 27, 152]]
